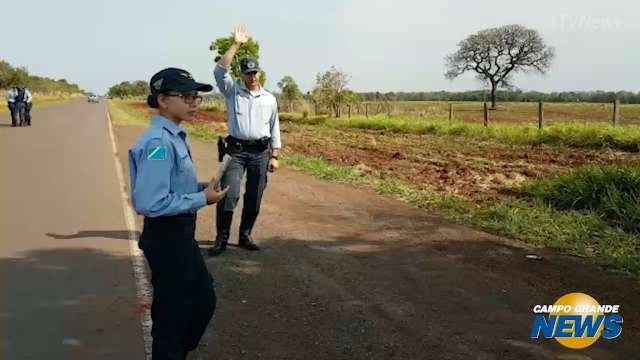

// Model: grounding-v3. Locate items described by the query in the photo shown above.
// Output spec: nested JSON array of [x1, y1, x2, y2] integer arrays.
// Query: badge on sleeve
[[147, 146, 167, 160]]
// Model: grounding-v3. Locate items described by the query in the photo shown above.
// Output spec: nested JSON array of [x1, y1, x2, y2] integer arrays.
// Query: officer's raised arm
[[129, 139, 207, 217], [213, 25, 250, 97]]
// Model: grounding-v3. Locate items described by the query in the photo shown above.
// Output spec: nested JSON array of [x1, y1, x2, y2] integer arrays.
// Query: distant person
[[12, 87, 28, 127], [209, 25, 282, 256], [5, 86, 17, 126], [23, 88, 33, 126], [129, 67, 228, 360]]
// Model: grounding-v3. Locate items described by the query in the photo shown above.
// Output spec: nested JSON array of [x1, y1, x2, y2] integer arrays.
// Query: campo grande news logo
[[530, 292, 623, 349]]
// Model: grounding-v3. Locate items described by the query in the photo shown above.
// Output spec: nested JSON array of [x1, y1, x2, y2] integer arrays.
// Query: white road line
[[106, 109, 152, 359]]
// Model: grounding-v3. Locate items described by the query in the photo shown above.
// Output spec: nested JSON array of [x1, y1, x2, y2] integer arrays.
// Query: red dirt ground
[[280, 124, 639, 200], [130, 102, 640, 200]]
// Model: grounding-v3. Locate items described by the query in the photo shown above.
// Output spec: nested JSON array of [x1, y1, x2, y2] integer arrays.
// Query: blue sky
[[2, 0, 638, 94]]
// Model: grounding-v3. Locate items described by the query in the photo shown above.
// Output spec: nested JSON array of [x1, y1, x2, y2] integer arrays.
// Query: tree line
[[0, 60, 83, 93], [108, 80, 148, 98]]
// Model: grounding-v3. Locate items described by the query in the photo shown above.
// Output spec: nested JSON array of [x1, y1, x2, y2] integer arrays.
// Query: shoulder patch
[[147, 146, 168, 160]]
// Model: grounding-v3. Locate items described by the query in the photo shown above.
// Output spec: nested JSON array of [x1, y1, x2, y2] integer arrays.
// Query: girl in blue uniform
[[129, 68, 229, 359]]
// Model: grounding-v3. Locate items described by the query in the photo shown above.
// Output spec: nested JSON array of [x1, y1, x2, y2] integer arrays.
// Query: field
[[291, 100, 640, 126], [108, 99, 640, 274]]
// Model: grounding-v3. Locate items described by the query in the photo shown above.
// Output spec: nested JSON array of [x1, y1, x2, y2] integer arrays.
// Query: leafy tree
[[277, 76, 302, 110], [0, 59, 83, 93], [108, 81, 148, 98], [0, 60, 14, 88], [132, 80, 149, 96], [312, 67, 351, 117], [209, 35, 266, 86], [12, 67, 30, 87]]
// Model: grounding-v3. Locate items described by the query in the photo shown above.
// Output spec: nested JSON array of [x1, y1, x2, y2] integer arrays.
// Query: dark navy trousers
[[140, 214, 216, 360], [216, 148, 270, 238]]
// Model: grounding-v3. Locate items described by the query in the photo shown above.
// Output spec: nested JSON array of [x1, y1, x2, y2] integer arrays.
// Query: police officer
[[129, 67, 229, 360], [209, 25, 282, 256], [12, 87, 28, 127], [5, 87, 17, 127], [23, 87, 33, 126]]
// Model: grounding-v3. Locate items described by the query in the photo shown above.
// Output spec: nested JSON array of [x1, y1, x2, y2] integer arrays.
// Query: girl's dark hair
[[147, 94, 159, 108]]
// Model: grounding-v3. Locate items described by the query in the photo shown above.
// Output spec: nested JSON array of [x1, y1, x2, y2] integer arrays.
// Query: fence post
[[365, 103, 369, 118], [348, 104, 351, 118], [613, 99, 620, 127], [314, 101, 318, 115], [538, 101, 544, 130], [483, 102, 489, 127], [449, 103, 453, 123]]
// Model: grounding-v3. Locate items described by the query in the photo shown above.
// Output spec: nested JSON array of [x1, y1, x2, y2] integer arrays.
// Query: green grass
[[283, 153, 640, 274], [280, 113, 640, 152], [283, 154, 370, 184], [185, 124, 220, 142], [106, 99, 149, 127], [33, 93, 84, 107], [521, 165, 640, 234]]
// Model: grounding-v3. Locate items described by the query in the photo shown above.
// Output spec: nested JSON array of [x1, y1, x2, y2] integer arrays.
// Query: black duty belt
[[144, 213, 197, 225], [225, 136, 271, 153]]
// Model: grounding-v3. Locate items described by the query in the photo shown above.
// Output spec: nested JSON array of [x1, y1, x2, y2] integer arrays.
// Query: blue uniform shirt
[[128, 115, 207, 217], [213, 63, 282, 149]]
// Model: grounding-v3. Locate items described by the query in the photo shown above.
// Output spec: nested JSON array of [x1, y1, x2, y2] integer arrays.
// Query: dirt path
[[114, 124, 639, 360]]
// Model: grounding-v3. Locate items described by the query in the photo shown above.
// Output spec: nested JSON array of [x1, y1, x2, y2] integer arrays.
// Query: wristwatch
[[271, 155, 279, 160]]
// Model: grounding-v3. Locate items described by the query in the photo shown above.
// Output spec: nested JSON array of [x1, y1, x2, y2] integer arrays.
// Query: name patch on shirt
[[147, 146, 167, 160]]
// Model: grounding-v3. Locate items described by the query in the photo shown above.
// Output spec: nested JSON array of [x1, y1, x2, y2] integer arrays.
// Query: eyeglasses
[[163, 92, 203, 106]]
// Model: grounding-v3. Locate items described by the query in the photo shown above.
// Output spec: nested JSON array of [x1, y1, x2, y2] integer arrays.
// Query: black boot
[[239, 210, 260, 251], [208, 210, 233, 256], [238, 226, 260, 251]]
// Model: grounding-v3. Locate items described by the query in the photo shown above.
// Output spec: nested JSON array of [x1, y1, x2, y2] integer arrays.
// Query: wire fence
[[279, 100, 640, 127]]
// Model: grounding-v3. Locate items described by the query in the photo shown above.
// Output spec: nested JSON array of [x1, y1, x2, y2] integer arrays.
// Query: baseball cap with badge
[[147, 67, 213, 108], [239, 57, 261, 75]]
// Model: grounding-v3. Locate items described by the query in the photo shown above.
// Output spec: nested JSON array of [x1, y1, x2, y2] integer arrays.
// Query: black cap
[[149, 67, 213, 94], [239, 57, 261, 74], [147, 68, 212, 108]]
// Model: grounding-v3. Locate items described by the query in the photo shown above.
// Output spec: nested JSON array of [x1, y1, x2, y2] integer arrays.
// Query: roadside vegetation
[[109, 97, 640, 275], [280, 113, 640, 152]]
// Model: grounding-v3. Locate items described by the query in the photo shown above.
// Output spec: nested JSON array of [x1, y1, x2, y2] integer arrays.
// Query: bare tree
[[445, 24, 555, 108]]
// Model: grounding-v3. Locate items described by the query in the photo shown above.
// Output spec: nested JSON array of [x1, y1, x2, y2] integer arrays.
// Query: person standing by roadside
[[23, 87, 33, 126], [129, 67, 229, 359], [5, 87, 17, 127], [12, 87, 28, 127], [209, 25, 282, 256]]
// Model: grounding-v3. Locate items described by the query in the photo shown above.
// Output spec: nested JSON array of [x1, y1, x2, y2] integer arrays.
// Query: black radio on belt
[[225, 136, 271, 153], [217, 136, 227, 162]]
